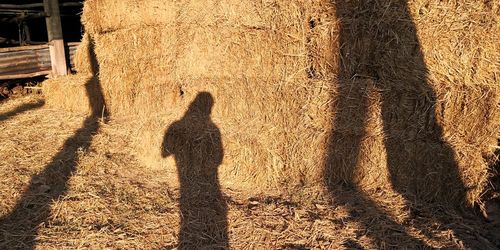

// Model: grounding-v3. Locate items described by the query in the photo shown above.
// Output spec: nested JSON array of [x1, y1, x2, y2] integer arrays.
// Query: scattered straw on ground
[[0, 96, 498, 249]]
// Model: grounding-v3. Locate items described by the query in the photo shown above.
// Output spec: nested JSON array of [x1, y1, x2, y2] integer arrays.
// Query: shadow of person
[[161, 92, 228, 249], [324, 0, 469, 248], [0, 36, 106, 249]]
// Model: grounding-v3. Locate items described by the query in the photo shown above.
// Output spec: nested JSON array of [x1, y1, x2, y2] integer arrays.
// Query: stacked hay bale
[[45, 0, 499, 206], [43, 74, 93, 113], [414, 1, 500, 204], [72, 32, 93, 75], [77, 0, 337, 192], [44, 33, 99, 114], [323, 0, 499, 205]]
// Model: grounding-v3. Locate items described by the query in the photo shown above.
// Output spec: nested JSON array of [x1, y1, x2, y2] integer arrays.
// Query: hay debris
[[1, 96, 499, 248]]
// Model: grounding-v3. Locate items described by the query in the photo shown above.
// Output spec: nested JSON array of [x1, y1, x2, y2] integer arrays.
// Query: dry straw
[[45, 0, 499, 206], [4, 96, 498, 248], [72, 33, 93, 75]]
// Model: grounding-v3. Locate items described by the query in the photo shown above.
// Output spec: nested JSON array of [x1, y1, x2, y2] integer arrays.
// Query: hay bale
[[78, 0, 336, 193], [117, 76, 333, 191], [82, 0, 309, 34], [90, 25, 310, 114], [49, 0, 499, 206], [408, 0, 499, 204], [42, 74, 105, 115], [324, 0, 499, 205], [73, 33, 93, 75]]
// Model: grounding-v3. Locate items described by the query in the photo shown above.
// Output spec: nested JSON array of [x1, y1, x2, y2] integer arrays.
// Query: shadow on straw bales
[[0, 37, 106, 249], [162, 92, 228, 249], [324, 0, 469, 248]]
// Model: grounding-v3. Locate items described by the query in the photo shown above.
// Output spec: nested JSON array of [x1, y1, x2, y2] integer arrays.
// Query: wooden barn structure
[[0, 0, 82, 80]]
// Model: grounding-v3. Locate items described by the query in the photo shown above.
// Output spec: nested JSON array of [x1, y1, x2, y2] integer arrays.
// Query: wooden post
[[43, 0, 67, 76]]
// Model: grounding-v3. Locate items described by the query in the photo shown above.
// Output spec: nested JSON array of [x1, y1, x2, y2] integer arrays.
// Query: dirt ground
[[0, 95, 498, 249]]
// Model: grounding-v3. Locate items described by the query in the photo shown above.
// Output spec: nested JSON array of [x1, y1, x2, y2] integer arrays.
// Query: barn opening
[[0, 0, 83, 99]]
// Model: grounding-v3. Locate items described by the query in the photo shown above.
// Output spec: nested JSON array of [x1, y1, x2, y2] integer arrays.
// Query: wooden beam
[[0, 4, 45, 9], [0, 3, 82, 9], [0, 71, 51, 81], [43, 0, 67, 77]]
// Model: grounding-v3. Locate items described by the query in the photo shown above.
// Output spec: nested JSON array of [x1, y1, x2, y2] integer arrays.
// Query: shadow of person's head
[[185, 92, 214, 119]]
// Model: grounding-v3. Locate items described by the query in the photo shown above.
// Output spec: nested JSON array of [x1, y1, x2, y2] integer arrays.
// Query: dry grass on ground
[[0, 96, 499, 249]]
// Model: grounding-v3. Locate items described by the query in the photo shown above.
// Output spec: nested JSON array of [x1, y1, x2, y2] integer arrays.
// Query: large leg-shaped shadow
[[162, 92, 228, 249], [325, 0, 467, 248], [0, 37, 106, 249]]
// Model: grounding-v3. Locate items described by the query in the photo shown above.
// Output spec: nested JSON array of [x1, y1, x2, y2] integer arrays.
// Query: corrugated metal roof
[[0, 42, 79, 80]]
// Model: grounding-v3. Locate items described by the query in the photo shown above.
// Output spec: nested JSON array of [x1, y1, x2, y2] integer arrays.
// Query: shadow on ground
[[0, 101, 45, 123], [0, 36, 106, 249]]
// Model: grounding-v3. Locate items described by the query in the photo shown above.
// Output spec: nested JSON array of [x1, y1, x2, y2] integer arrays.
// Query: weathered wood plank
[[0, 43, 79, 80], [43, 0, 68, 77]]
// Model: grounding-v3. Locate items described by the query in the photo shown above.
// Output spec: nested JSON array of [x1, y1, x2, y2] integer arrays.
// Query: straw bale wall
[[45, 0, 499, 206]]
